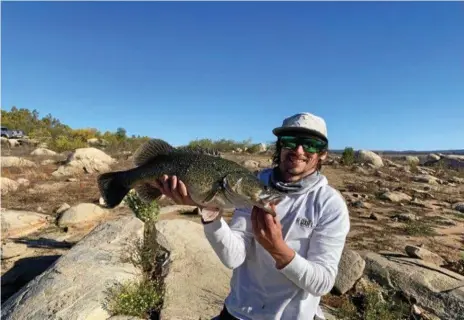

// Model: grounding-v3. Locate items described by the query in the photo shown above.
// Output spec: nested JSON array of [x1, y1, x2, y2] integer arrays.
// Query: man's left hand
[[251, 206, 296, 269]]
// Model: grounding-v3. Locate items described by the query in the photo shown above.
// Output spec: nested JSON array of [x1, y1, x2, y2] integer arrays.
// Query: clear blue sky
[[2, 1, 463, 151]]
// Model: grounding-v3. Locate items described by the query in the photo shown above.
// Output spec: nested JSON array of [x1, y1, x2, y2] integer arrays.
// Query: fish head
[[223, 173, 286, 212]]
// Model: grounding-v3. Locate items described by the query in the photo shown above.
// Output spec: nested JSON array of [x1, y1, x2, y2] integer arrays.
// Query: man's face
[[277, 135, 327, 180]]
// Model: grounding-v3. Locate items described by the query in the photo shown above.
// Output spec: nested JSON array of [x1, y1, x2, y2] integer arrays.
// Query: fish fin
[[134, 183, 163, 203], [97, 171, 131, 208], [175, 145, 221, 157], [202, 188, 219, 204], [133, 139, 176, 167]]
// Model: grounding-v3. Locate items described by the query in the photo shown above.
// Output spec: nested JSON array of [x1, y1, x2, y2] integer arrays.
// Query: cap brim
[[272, 127, 328, 142]]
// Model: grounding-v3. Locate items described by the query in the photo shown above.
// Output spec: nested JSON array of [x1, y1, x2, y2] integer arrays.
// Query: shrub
[[106, 277, 163, 319], [341, 147, 355, 166]]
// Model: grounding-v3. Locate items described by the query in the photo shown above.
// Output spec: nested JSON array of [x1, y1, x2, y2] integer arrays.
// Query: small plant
[[334, 282, 410, 320], [124, 190, 160, 223], [107, 216, 166, 318], [106, 277, 163, 319], [341, 147, 355, 166], [403, 220, 437, 236]]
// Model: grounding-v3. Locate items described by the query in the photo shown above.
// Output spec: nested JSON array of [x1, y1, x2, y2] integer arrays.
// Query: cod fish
[[97, 139, 285, 216]]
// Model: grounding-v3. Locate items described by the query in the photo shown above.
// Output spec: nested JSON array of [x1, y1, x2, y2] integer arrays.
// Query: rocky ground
[[1, 142, 463, 320]]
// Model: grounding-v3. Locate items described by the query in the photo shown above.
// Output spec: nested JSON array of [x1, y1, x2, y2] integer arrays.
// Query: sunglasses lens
[[280, 136, 326, 153]]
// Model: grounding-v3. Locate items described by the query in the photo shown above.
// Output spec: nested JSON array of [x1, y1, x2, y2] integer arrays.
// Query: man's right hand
[[152, 174, 197, 206], [152, 174, 223, 223]]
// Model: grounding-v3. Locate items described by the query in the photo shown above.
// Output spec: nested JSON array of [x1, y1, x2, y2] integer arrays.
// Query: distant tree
[[341, 147, 355, 166], [116, 127, 127, 140]]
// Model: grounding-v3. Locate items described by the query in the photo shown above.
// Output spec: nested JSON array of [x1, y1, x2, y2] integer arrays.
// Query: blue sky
[[1, 1, 463, 151]]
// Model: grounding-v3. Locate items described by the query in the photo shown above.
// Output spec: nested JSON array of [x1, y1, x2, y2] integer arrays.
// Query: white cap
[[272, 112, 328, 142]]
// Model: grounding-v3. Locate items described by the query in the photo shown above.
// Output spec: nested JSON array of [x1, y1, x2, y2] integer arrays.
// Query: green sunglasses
[[279, 136, 327, 153]]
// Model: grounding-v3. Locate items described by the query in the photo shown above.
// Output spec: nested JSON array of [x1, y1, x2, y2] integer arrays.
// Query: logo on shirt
[[296, 217, 312, 228]]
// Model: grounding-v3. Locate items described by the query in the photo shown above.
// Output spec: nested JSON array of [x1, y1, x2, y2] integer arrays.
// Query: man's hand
[[251, 206, 295, 269], [152, 175, 197, 206], [152, 175, 222, 222]]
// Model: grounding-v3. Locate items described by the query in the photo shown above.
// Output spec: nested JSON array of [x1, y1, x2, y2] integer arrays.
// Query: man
[[153, 112, 350, 320]]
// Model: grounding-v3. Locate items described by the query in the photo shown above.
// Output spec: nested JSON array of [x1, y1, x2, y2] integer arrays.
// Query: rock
[[363, 252, 464, 320], [449, 176, 464, 184], [1, 216, 145, 320], [40, 159, 56, 165], [352, 166, 370, 175], [384, 159, 402, 168], [16, 178, 30, 187], [404, 156, 420, 165], [87, 138, 109, 147], [156, 219, 232, 320], [52, 147, 116, 177], [55, 203, 71, 215], [391, 212, 418, 222], [413, 174, 441, 185], [56, 203, 109, 228], [1, 242, 28, 260], [257, 143, 267, 153], [355, 150, 384, 168], [242, 159, 259, 169], [332, 249, 365, 295], [436, 156, 464, 170], [351, 200, 372, 209], [369, 212, 380, 220], [1, 177, 20, 195], [427, 154, 441, 161], [8, 139, 21, 148], [405, 245, 445, 266], [30, 148, 57, 156], [1, 210, 49, 240], [1, 255, 62, 303], [1, 157, 36, 168], [452, 202, 464, 213], [379, 191, 412, 203]]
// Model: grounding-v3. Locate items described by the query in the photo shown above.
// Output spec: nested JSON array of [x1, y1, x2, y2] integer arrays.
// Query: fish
[[96, 138, 285, 216]]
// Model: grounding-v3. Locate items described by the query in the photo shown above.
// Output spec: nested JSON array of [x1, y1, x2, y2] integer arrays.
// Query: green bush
[[342, 147, 355, 166], [106, 277, 163, 319]]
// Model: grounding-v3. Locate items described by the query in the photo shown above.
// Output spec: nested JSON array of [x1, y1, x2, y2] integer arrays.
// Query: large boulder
[[1, 210, 50, 240], [1, 215, 145, 320], [362, 251, 464, 320], [56, 203, 109, 228], [332, 249, 365, 295], [1, 177, 20, 195], [1, 157, 37, 168], [156, 219, 232, 320], [30, 148, 57, 156], [52, 147, 116, 177], [355, 150, 384, 168]]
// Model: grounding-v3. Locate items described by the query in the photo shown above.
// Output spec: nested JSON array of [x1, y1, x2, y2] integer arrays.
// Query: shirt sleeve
[[278, 191, 350, 296], [203, 207, 255, 269]]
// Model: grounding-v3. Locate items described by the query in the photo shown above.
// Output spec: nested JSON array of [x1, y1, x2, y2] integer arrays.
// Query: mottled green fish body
[[97, 139, 284, 215]]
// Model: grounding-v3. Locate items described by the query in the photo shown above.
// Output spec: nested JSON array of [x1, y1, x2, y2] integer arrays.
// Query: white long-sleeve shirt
[[203, 168, 350, 320]]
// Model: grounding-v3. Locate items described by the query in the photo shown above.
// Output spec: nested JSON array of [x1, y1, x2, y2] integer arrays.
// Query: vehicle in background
[[1, 126, 25, 139]]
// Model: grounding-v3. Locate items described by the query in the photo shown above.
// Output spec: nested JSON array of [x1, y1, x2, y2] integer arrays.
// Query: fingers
[[153, 175, 193, 205]]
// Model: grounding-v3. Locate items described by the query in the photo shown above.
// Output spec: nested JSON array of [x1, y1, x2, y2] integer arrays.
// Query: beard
[[281, 152, 309, 175]]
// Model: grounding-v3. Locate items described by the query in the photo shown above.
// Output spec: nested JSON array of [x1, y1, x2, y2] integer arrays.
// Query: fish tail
[[97, 171, 131, 208]]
